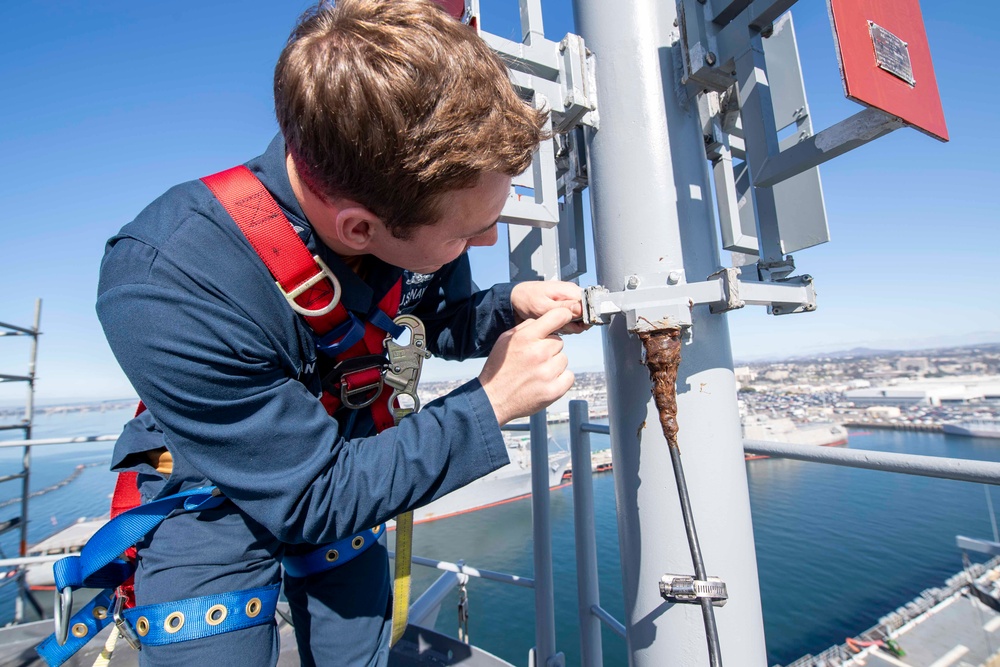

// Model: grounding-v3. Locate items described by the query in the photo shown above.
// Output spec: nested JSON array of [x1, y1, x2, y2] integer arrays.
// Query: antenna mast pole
[[569, 0, 768, 663]]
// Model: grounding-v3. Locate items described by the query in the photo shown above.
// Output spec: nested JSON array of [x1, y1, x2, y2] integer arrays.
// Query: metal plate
[[869, 22, 914, 85], [828, 0, 948, 142]]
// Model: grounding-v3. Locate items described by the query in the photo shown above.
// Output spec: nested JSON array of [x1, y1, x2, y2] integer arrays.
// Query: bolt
[[704, 52, 717, 67], [394, 366, 402, 373], [415, 340, 423, 347], [626, 276, 640, 290], [559, 41, 566, 53], [801, 275, 813, 285], [668, 271, 682, 285], [772, 306, 782, 315]]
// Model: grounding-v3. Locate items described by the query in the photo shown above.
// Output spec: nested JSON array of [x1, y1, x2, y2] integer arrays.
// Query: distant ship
[[742, 415, 849, 461], [942, 419, 1000, 440], [408, 435, 571, 524]]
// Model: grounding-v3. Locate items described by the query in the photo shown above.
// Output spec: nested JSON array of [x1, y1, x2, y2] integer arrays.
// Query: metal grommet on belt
[[136, 616, 150, 636], [92, 606, 108, 620], [164, 611, 185, 634], [246, 598, 262, 618], [372, 525, 382, 535], [205, 604, 228, 626], [352, 536, 365, 550], [325, 549, 339, 563], [71, 623, 88, 638]]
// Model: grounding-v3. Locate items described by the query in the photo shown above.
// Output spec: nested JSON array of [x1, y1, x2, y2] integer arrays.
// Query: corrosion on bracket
[[638, 327, 682, 448]]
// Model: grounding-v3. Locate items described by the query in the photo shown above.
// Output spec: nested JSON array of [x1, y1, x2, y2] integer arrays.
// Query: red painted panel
[[828, 0, 948, 141], [433, 0, 467, 20]]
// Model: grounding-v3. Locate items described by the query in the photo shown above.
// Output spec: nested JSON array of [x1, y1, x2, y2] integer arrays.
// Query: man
[[95, 1, 584, 665]]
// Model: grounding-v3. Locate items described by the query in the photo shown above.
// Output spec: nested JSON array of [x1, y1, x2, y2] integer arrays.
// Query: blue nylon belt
[[282, 524, 384, 578]]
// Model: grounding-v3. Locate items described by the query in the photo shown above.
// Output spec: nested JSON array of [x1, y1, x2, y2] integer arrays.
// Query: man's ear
[[334, 205, 381, 252]]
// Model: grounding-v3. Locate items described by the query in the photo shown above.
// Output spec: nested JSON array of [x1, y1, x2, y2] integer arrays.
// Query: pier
[[843, 421, 944, 433]]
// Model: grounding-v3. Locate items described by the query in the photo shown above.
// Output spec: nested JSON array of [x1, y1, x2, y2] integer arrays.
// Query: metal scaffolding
[[0, 300, 43, 623]]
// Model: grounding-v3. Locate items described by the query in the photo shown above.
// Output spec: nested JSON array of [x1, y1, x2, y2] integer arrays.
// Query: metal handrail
[[0, 435, 118, 449], [743, 438, 1000, 485], [387, 552, 535, 589], [591, 604, 626, 639]]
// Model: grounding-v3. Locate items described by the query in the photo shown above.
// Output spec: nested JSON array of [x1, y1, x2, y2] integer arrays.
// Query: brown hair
[[274, 0, 548, 237]]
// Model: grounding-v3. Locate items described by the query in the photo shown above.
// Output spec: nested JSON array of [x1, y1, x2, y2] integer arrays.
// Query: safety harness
[[36, 166, 427, 666]]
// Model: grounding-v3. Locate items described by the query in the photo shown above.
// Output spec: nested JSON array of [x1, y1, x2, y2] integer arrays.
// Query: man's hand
[[511, 281, 589, 335], [479, 308, 576, 426]]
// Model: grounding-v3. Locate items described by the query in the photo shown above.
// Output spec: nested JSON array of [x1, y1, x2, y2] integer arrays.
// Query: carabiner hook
[[384, 315, 432, 425]]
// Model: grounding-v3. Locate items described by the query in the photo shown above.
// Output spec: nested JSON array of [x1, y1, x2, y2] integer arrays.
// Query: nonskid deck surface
[[844, 592, 999, 667], [0, 608, 514, 667]]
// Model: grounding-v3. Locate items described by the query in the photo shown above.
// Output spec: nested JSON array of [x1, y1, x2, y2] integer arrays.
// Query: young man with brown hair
[[91, 1, 584, 665]]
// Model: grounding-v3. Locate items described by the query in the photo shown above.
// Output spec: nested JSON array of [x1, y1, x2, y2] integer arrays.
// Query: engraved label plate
[[868, 21, 915, 86]]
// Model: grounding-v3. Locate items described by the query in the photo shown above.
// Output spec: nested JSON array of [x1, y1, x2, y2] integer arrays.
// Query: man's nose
[[467, 224, 499, 248]]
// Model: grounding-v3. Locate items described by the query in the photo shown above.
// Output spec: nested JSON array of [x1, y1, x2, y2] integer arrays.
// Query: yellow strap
[[390, 511, 413, 646]]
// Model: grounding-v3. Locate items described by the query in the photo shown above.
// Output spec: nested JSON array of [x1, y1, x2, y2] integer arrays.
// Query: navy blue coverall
[[96, 135, 513, 666]]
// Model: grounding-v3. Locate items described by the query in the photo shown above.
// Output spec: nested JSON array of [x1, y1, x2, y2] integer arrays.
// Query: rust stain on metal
[[638, 328, 682, 448]]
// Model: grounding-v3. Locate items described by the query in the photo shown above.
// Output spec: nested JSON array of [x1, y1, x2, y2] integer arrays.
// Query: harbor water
[[2, 407, 998, 665]]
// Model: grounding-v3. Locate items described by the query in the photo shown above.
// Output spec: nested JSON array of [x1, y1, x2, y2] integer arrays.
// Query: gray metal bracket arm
[[581, 268, 815, 331], [752, 106, 905, 188]]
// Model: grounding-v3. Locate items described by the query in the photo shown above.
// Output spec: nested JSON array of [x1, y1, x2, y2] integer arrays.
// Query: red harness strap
[[201, 165, 403, 430]]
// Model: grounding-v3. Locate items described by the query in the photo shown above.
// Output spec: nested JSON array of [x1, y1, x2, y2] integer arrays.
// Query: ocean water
[[1, 407, 997, 666]]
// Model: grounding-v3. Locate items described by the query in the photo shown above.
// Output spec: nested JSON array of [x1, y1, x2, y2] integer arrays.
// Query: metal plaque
[[869, 22, 914, 86]]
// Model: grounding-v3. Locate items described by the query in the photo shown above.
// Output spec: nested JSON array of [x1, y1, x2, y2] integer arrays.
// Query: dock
[[842, 421, 944, 433], [563, 449, 614, 478]]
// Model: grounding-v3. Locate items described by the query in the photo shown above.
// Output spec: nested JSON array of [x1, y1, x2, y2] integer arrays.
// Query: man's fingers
[[520, 307, 575, 338]]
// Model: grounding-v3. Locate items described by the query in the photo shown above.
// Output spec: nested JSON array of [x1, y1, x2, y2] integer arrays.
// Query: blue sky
[[1, 1, 997, 403]]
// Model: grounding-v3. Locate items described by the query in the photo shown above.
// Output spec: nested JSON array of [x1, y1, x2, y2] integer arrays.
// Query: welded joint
[[708, 267, 744, 313], [659, 574, 729, 607]]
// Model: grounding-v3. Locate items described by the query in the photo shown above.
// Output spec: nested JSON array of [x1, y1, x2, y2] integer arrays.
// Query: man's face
[[371, 171, 511, 274]]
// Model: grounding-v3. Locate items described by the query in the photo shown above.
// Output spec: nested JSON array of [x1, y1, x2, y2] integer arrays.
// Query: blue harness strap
[[282, 524, 384, 578], [121, 584, 280, 647], [52, 486, 222, 592]]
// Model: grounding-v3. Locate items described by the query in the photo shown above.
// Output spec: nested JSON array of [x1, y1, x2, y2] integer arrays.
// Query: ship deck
[[843, 591, 999, 667]]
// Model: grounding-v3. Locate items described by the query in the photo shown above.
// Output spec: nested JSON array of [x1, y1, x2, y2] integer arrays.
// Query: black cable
[[667, 443, 723, 667]]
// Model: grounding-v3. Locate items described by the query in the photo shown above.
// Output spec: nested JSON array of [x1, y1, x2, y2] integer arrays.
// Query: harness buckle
[[276, 254, 342, 318], [322, 355, 388, 410], [384, 315, 432, 425], [53, 586, 73, 646], [113, 592, 143, 651]]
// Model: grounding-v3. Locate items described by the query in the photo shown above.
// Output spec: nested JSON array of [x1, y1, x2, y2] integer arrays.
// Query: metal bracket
[[659, 574, 729, 607], [581, 269, 816, 330], [482, 26, 598, 231]]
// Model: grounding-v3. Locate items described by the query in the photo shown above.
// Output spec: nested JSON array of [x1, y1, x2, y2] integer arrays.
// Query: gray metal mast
[[569, 0, 768, 664]]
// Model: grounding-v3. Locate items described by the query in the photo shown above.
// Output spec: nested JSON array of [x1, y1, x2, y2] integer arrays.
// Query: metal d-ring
[[54, 587, 73, 646]]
